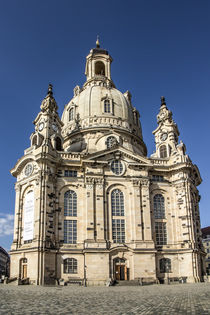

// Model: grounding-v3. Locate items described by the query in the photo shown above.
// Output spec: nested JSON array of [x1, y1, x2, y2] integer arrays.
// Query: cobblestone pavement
[[1, 283, 210, 315]]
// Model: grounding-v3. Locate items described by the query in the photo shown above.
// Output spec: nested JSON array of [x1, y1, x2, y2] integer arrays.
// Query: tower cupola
[[84, 38, 115, 88]]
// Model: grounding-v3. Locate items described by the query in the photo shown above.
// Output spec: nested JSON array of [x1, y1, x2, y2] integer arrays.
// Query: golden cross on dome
[[96, 35, 100, 48]]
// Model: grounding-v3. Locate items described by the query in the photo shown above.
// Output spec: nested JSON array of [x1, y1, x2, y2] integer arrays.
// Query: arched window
[[56, 137, 62, 151], [32, 135, 37, 146], [95, 61, 105, 75], [160, 258, 171, 273], [153, 194, 165, 219], [64, 190, 77, 216], [111, 189, 125, 243], [160, 145, 167, 158], [104, 99, 111, 113], [69, 108, 74, 121], [111, 189, 124, 216], [63, 258, 77, 274], [106, 136, 117, 149]]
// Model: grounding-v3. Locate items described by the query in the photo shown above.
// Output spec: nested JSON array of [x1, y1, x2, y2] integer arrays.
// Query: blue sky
[[0, 0, 209, 250]]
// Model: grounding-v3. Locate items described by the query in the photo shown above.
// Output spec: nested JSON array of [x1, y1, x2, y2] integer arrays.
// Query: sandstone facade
[[10, 41, 205, 285]]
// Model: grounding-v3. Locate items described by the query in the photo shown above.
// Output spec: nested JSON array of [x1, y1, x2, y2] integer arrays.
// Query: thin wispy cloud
[[0, 213, 14, 237]]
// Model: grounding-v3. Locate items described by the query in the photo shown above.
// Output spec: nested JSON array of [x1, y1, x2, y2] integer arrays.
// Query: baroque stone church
[[10, 40, 205, 285]]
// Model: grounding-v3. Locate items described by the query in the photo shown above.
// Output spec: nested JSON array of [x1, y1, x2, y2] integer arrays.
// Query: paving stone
[[0, 283, 210, 314]]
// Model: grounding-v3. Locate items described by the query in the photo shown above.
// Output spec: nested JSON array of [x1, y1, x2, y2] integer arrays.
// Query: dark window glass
[[155, 222, 167, 245], [56, 137, 62, 151], [63, 258, 77, 274], [104, 100, 111, 113], [106, 136, 117, 149], [160, 258, 171, 273], [64, 170, 77, 177], [112, 219, 125, 243], [69, 108, 74, 121], [160, 145, 167, 158], [152, 175, 164, 182], [64, 220, 77, 244], [64, 190, 77, 216], [111, 189, 124, 216], [154, 194, 165, 219], [111, 160, 123, 175]]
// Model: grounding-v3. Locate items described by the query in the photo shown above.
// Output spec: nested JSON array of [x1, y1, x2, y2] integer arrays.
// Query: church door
[[20, 258, 27, 279], [114, 258, 128, 280], [23, 265, 27, 278]]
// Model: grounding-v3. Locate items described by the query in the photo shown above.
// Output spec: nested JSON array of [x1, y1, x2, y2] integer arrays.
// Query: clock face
[[52, 123, 58, 132], [25, 163, 33, 177], [160, 133, 168, 141], [38, 122, 44, 131]]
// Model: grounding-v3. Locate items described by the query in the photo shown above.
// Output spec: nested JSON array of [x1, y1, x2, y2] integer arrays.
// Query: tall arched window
[[64, 190, 77, 216], [95, 61, 105, 75], [154, 194, 165, 219], [111, 189, 125, 243], [104, 99, 111, 113], [69, 108, 74, 121], [160, 258, 171, 273], [111, 189, 124, 216], [63, 258, 77, 274], [160, 145, 167, 158], [56, 137, 62, 151], [32, 135, 37, 146]]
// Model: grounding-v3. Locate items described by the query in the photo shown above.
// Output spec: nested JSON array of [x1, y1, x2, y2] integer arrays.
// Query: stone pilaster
[[140, 179, 153, 241]]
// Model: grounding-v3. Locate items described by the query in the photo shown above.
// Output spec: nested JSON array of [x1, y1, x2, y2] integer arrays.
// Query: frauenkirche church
[[10, 40, 205, 285]]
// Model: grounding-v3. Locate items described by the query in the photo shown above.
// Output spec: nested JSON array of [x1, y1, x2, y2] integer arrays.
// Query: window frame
[[69, 107, 74, 121], [63, 258, 78, 274], [155, 222, 167, 245], [111, 189, 124, 216], [110, 160, 124, 176], [153, 194, 165, 219], [106, 136, 117, 149], [64, 170, 77, 177], [112, 219, 125, 243], [159, 258, 171, 273], [104, 99, 111, 113], [159, 145, 167, 158], [64, 220, 77, 244]]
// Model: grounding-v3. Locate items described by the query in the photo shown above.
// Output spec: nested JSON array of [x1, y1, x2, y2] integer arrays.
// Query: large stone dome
[[61, 44, 147, 156]]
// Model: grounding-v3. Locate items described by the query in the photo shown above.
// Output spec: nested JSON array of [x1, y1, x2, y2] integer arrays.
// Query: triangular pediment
[[83, 146, 152, 166]]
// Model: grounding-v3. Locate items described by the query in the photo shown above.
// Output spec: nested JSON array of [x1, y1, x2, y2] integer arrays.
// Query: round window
[[110, 160, 123, 175], [25, 163, 33, 177]]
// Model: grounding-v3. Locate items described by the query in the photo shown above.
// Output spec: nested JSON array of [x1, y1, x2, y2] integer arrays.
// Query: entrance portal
[[114, 258, 128, 280], [19, 258, 27, 279]]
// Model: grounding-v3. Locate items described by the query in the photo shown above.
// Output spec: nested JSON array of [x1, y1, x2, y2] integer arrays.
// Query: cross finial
[[47, 83, 53, 96], [96, 35, 100, 48], [160, 96, 166, 106]]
